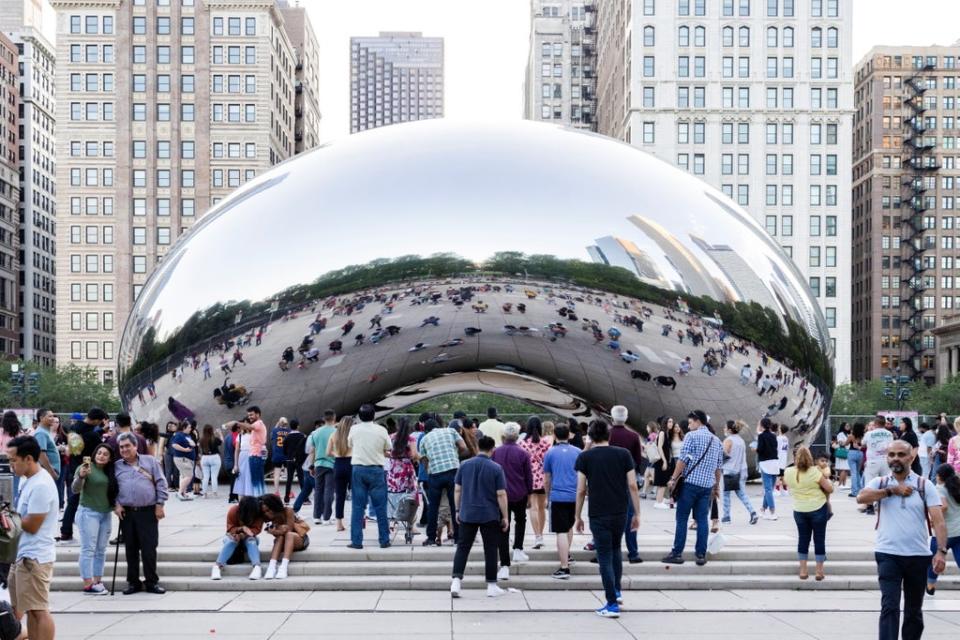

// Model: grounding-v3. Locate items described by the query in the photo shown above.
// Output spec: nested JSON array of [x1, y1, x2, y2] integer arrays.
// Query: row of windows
[[69, 312, 114, 332], [68, 225, 113, 244], [666, 0, 838, 18], [212, 16, 256, 36], [68, 102, 113, 121], [880, 276, 960, 291], [68, 341, 113, 361], [69, 283, 113, 302], [807, 276, 838, 297], [69, 254, 115, 272], [712, 182, 839, 207], [131, 140, 196, 159], [131, 198, 196, 217], [641, 25, 838, 49], [765, 214, 839, 236], [132, 16, 196, 36], [69, 15, 113, 35]]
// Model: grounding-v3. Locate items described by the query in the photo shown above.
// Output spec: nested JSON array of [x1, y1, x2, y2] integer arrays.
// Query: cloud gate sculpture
[[119, 120, 833, 457]]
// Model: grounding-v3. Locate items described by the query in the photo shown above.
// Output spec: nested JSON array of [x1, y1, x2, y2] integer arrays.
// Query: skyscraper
[[523, 0, 597, 130], [350, 32, 444, 133], [0, 30, 19, 360], [593, 0, 853, 381], [852, 45, 960, 383], [52, 0, 318, 383], [278, 0, 321, 153]]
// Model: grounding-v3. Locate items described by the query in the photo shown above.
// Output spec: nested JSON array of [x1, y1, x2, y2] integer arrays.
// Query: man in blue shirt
[[663, 410, 723, 566], [543, 423, 579, 579], [33, 409, 61, 479], [450, 436, 508, 599]]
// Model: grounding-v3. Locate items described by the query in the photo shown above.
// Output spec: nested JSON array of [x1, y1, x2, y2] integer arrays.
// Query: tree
[[0, 363, 120, 413]]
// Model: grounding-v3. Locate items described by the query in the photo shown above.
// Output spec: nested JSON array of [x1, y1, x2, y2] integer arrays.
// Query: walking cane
[[110, 524, 122, 595]]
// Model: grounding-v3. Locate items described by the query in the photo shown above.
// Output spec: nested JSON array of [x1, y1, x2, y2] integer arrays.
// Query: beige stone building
[[0, 29, 18, 360], [278, 0, 320, 153], [52, 0, 317, 383]]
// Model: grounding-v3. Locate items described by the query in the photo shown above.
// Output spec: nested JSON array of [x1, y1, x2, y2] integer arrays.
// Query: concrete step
[[48, 559, 918, 578], [48, 573, 960, 592], [50, 546, 888, 564]]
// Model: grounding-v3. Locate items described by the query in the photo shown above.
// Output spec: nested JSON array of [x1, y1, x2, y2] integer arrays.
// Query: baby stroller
[[390, 492, 419, 544]]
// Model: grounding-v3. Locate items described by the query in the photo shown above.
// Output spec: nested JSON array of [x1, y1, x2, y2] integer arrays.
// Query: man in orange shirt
[[227, 407, 268, 496]]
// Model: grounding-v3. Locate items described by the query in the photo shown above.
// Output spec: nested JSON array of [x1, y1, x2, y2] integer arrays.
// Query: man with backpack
[[857, 439, 949, 640], [57, 408, 108, 545]]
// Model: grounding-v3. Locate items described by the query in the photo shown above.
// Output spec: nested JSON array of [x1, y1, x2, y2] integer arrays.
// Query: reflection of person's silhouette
[[654, 376, 677, 390], [219, 356, 232, 374], [341, 320, 355, 336], [369, 314, 382, 329], [464, 327, 481, 336], [439, 338, 464, 347], [620, 350, 639, 363], [279, 347, 295, 371], [213, 378, 249, 408], [329, 340, 343, 355], [386, 325, 401, 336], [516, 303, 526, 314], [631, 370, 651, 381], [409, 343, 428, 352], [420, 316, 440, 327], [354, 334, 365, 346]]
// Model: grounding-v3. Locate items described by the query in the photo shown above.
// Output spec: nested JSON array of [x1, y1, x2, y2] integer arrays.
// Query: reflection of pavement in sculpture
[[135, 279, 822, 452]]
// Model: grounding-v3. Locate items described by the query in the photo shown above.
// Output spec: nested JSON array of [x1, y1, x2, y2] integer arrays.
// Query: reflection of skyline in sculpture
[[117, 120, 833, 464], [588, 236, 674, 290], [689, 237, 780, 311]]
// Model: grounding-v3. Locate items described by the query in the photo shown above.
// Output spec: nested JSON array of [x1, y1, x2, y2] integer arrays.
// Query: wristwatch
[[884, 488, 893, 498], [938, 547, 948, 554]]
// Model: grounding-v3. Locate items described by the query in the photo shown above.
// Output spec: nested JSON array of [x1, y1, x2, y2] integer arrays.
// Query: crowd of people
[[1, 402, 960, 638]]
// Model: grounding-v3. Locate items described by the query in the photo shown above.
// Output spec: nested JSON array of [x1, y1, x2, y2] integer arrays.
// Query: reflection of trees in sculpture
[[122, 251, 831, 391]]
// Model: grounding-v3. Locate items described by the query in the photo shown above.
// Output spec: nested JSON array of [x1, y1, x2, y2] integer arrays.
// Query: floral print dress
[[519, 438, 552, 491]]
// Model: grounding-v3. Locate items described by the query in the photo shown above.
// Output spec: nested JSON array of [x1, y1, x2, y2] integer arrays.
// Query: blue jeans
[[294, 471, 315, 513], [722, 470, 755, 520], [624, 496, 639, 560], [847, 449, 864, 497], [591, 514, 624, 606], [927, 535, 960, 583], [215, 534, 261, 567], [671, 483, 712, 557], [350, 465, 389, 546], [876, 552, 928, 640], [793, 504, 829, 562], [77, 506, 112, 580], [426, 469, 459, 543], [761, 472, 777, 512]]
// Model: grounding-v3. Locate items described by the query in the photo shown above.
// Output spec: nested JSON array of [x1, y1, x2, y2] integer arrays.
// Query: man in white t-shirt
[[861, 418, 894, 514], [7, 435, 58, 640], [857, 440, 948, 640]]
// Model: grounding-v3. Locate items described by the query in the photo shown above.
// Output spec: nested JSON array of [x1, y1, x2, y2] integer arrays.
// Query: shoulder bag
[[671, 438, 713, 501]]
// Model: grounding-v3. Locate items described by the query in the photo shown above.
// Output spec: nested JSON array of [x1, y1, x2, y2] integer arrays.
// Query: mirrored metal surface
[[119, 120, 832, 460]]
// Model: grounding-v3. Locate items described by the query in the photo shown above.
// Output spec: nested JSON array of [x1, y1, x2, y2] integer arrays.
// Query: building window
[[642, 122, 655, 143]]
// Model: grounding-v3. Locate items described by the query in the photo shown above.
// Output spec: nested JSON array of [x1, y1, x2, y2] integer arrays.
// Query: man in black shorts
[[543, 423, 580, 579]]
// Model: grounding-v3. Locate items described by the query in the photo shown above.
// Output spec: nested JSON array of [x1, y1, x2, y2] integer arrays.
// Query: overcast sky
[[305, 0, 960, 144]]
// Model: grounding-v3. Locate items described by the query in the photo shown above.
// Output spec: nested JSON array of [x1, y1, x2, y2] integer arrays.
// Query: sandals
[[710, 520, 720, 533], [815, 571, 825, 582]]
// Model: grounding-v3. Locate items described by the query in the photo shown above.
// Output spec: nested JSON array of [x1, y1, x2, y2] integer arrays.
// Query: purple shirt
[[609, 425, 643, 468], [491, 441, 532, 502], [115, 454, 169, 507]]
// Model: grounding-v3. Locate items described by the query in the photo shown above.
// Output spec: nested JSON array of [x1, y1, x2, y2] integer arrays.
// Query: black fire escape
[[579, 0, 598, 129], [900, 63, 939, 380]]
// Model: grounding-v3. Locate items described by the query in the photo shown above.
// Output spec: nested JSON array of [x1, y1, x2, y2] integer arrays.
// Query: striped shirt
[[678, 427, 723, 489]]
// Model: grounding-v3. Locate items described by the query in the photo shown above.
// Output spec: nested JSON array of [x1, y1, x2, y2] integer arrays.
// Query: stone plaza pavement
[[25, 482, 960, 638]]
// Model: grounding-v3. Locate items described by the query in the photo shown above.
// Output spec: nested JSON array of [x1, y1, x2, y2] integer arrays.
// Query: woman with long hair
[[199, 424, 224, 498], [72, 443, 118, 594], [387, 417, 419, 521], [932, 423, 954, 475], [459, 424, 479, 460], [721, 420, 757, 524], [783, 446, 834, 581], [948, 420, 960, 475], [1, 411, 23, 497], [260, 494, 310, 580], [519, 416, 551, 549], [641, 421, 659, 499], [211, 496, 264, 581], [653, 418, 682, 509], [927, 464, 960, 595], [848, 422, 866, 498], [326, 416, 353, 531], [139, 422, 160, 457]]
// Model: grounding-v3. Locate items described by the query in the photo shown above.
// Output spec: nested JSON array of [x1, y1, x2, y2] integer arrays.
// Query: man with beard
[[857, 440, 948, 640]]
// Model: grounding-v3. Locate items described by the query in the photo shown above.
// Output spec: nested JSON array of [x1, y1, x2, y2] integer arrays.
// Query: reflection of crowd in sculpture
[[134, 277, 825, 442]]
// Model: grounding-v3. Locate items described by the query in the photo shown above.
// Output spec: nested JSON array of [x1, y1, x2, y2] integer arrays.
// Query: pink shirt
[[249, 420, 267, 457]]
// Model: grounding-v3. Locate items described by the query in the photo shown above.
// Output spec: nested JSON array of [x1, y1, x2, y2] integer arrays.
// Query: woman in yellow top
[[783, 446, 834, 581]]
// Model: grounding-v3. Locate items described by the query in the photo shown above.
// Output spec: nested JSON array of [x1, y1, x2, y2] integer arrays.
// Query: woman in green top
[[73, 443, 119, 594], [783, 446, 834, 581]]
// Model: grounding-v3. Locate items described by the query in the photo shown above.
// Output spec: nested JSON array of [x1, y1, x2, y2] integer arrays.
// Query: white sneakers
[[512, 549, 529, 563], [653, 502, 670, 510], [487, 584, 507, 598], [276, 560, 289, 580], [264, 560, 278, 580], [497, 566, 510, 581], [213, 564, 263, 580], [450, 577, 462, 598], [249, 565, 262, 580], [314, 518, 322, 525], [762, 511, 779, 521], [210, 565, 222, 580], [532, 536, 544, 549]]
